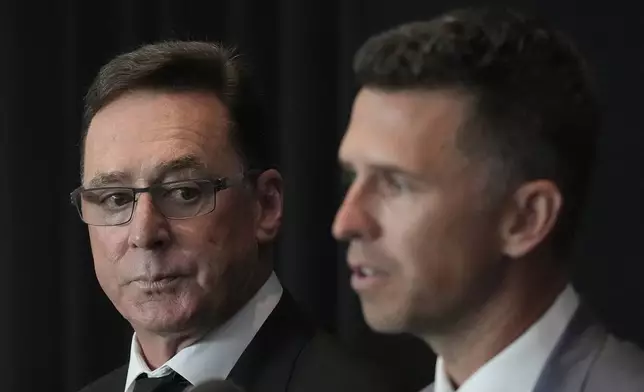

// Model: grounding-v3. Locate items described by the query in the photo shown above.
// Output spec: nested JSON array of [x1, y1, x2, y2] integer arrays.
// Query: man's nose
[[127, 193, 171, 249], [332, 182, 381, 242]]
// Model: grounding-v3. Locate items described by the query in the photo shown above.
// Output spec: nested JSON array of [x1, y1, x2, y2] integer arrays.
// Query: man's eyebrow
[[86, 171, 131, 188], [85, 155, 210, 188], [151, 155, 209, 179], [339, 159, 422, 180], [373, 164, 428, 182], [371, 163, 412, 175]]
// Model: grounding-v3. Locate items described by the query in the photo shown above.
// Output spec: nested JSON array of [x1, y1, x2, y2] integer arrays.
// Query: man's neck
[[424, 263, 568, 387], [135, 327, 210, 370]]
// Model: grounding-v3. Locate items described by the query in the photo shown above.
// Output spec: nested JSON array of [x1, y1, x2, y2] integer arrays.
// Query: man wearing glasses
[[73, 41, 396, 392]]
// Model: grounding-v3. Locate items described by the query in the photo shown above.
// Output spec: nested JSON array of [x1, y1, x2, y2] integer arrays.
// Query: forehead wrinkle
[[82, 91, 236, 186], [88, 90, 230, 143]]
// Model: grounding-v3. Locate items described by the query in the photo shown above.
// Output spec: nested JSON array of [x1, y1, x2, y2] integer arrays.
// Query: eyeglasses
[[70, 174, 247, 226]]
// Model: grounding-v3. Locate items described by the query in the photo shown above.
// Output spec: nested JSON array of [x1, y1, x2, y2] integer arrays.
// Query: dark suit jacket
[[425, 304, 644, 392], [77, 292, 400, 392]]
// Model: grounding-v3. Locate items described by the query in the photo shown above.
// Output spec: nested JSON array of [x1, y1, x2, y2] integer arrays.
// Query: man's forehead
[[82, 90, 238, 180], [350, 87, 469, 136], [85, 91, 230, 144], [341, 88, 469, 171]]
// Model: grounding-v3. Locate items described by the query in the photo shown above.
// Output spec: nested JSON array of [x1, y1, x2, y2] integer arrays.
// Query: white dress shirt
[[123, 271, 283, 392], [421, 284, 579, 392]]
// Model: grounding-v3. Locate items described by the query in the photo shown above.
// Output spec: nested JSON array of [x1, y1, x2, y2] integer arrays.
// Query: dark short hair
[[353, 7, 599, 258], [82, 40, 271, 175]]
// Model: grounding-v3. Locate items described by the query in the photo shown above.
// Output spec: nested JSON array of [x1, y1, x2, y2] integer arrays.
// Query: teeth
[[360, 267, 376, 277]]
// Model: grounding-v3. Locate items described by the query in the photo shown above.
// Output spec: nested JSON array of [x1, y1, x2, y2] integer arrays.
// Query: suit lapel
[[227, 291, 315, 392], [533, 304, 608, 392], [78, 364, 127, 392]]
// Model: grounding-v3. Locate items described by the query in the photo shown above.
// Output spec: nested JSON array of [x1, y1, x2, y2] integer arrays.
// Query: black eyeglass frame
[[70, 171, 261, 226]]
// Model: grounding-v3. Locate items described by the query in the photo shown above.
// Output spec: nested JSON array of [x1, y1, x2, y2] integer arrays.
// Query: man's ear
[[499, 180, 563, 258], [253, 169, 283, 244]]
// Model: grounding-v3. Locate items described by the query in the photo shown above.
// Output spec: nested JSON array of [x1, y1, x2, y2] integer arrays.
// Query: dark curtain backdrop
[[0, 1, 642, 391]]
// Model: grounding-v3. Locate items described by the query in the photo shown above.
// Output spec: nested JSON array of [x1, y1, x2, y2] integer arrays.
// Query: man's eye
[[379, 172, 410, 194], [100, 193, 133, 208], [342, 170, 357, 189], [166, 186, 202, 202]]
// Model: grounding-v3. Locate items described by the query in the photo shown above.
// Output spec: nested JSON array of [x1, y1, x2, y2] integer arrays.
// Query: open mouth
[[350, 266, 388, 292], [353, 267, 377, 278]]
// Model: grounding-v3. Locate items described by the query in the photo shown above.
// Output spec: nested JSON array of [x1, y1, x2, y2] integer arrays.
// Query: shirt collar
[[433, 284, 579, 392], [124, 271, 283, 392]]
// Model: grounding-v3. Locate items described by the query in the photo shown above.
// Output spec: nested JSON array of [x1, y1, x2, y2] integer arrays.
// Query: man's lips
[[349, 263, 389, 292], [129, 274, 186, 290], [350, 266, 381, 278]]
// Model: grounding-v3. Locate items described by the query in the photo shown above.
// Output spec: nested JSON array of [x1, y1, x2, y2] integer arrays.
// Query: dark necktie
[[132, 370, 192, 392]]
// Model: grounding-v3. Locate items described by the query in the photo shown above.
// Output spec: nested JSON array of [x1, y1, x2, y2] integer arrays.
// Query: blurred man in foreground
[[334, 7, 644, 392]]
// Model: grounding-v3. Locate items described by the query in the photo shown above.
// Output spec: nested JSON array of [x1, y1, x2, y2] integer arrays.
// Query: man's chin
[[133, 318, 196, 336], [361, 302, 409, 334], [126, 305, 200, 335]]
